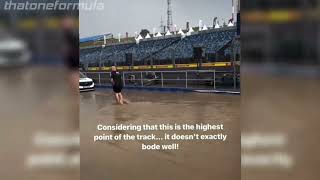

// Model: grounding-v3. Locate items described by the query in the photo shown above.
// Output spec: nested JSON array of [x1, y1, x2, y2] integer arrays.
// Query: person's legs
[[68, 70, 79, 130], [119, 93, 124, 105], [114, 93, 120, 104], [116, 93, 121, 104]]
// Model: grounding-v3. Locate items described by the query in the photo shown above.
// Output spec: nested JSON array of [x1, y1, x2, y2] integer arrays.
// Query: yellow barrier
[[202, 62, 231, 67], [18, 18, 37, 30], [16, 17, 79, 30], [87, 67, 99, 71], [101, 67, 111, 71], [176, 64, 197, 68], [242, 10, 302, 23], [153, 65, 174, 69], [86, 62, 238, 71]]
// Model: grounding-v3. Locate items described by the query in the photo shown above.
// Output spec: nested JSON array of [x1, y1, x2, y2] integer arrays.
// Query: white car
[[79, 72, 95, 92], [0, 31, 31, 67], [0, 37, 31, 67]]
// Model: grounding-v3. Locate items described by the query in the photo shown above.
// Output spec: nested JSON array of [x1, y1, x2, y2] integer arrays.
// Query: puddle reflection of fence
[[83, 70, 240, 90]]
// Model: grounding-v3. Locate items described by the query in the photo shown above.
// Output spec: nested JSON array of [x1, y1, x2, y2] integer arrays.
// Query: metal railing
[[82, 70, 240, 90]]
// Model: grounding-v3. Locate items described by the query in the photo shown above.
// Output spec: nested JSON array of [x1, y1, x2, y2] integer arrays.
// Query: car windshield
[[80, 72, 87, 78]]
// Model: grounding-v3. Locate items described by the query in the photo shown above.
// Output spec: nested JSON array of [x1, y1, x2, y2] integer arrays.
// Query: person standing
[[111, 66, 124, 105]]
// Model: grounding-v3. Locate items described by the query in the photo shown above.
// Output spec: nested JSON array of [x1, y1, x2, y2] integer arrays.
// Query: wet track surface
[[0, 67, 239, 180], [241, 67, 320, 180], [0, 67, 79, 180], [80, 89, 240, 180]]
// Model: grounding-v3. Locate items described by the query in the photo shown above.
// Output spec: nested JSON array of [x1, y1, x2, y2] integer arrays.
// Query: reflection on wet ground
[[241, 66, 320, 180], [81, 89, 240, 180], [0, 67, 79, 180]]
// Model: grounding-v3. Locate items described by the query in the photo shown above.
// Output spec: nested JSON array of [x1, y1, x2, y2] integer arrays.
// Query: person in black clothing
[[111, 66, 124, 104], [62, 17, 79, 129]]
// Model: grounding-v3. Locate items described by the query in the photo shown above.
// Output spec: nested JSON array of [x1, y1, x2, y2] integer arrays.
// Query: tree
[[140, 29, 150, 37]]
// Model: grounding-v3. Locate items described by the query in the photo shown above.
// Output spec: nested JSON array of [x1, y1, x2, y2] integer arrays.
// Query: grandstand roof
[[145, 33, 151, 39], [178, 29, 185, 36], [228, 22, 234, 27], [80, 34, 112, 43], [202, 25, 208, 31]]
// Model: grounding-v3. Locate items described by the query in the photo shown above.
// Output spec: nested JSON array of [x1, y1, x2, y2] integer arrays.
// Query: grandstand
[[80, 26, 240, 71]]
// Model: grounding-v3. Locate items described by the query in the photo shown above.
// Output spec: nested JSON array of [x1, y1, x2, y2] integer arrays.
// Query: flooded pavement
[[0, 66, 240, 180], [0, 67, 79, 180], [241, 67, 320, 180], [80, 89, 240, 180]]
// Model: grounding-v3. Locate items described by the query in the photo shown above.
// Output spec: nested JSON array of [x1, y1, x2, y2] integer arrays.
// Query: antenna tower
[[167, 0, 173, 31], [160, 16, 165, 33]]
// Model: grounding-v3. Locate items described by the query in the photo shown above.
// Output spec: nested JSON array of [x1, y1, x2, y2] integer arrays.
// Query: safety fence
[[82, 70, 240, 91]]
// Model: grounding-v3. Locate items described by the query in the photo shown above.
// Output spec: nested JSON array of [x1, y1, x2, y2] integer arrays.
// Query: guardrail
[[82, 70, 240, 91]]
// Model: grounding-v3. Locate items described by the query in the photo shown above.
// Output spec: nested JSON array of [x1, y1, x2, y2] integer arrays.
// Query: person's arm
[[111, 73, 115, 85]]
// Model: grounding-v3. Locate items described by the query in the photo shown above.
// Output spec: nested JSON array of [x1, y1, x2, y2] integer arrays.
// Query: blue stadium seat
[[80, 27, 237, 66]]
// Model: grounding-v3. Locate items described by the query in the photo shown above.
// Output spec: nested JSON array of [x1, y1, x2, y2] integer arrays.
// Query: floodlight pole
[[99, 44, 105, 70], [232, 39, 237, 90], [167, 0, 173, 31]]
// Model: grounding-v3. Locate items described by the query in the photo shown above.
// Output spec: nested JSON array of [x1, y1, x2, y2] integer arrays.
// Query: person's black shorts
[[113, 85, 123, 93]]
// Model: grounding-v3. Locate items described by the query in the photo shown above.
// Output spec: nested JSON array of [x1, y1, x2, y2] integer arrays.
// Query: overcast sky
[[80, 0, 232, 38]]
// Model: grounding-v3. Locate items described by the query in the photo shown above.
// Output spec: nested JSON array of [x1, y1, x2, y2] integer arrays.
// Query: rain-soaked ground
[[0, 66, 239, 180], [241, 65, 320, 180], [80, 89, 240, 180], [0, 67, 79, 180]]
